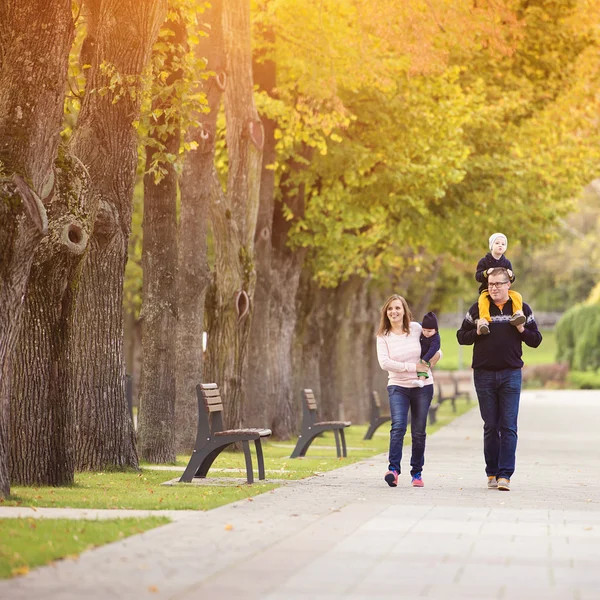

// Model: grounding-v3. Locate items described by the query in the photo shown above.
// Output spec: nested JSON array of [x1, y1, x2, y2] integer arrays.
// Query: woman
[[376, 294, 440, 488]]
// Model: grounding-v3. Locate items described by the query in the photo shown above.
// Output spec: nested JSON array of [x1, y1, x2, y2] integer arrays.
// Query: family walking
[[376, 233, 542, 491]]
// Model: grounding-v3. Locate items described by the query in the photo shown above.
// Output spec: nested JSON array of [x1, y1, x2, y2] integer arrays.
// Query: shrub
[[567, 370, 600, 389], [555, 304, 600, 371]]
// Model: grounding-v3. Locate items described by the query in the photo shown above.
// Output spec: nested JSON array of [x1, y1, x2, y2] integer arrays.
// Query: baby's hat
[[489, 232, 508, 250], [422, 311, 438, 330]]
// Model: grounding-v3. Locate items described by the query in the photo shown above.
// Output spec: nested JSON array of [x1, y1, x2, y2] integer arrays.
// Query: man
[[457, 267, 542, 491]]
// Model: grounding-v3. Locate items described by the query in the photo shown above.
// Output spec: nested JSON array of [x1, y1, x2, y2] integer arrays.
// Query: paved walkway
[[2, 389, 599, 599]]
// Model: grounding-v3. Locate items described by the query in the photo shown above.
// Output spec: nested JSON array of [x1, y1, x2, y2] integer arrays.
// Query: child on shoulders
[[475, 232, 525, 335]]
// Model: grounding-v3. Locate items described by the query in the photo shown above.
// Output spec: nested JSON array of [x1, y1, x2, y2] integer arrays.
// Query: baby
[[413, 311, 441, 387], [475, 232, 525, 335]]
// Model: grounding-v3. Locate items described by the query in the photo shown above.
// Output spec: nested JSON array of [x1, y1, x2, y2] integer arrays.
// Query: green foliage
[[0, 517, 169, 579], [567, 370, 600, 389], [139, 1, 211, 182], [556, 304, 600, 371]]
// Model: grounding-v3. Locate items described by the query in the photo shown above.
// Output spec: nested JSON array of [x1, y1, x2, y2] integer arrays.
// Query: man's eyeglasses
[[488, 281, 509, 289]]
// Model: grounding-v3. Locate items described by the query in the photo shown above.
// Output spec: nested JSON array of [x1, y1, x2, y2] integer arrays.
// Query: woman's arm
[[376, 336, 417, 373]]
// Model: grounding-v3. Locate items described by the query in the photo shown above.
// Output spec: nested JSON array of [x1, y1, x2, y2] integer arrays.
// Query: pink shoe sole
[[411, 478, 424, 487]]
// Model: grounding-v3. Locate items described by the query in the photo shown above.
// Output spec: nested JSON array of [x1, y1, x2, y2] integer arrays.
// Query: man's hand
[[517, 324, 525, 333]]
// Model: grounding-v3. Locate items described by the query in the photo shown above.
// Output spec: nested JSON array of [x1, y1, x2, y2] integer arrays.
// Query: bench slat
[[203, 395, 222, 405], [202, 389, 221, 398], [207, 403, 223, 412]]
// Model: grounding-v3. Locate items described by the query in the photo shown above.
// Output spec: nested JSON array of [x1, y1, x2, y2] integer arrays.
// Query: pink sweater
[[376, 323, 436, 388]]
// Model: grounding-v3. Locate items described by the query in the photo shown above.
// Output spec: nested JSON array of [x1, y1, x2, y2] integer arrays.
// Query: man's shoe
[[510, 311, 526, 327], [411, 473, 424, 487], [477, 319, 490, 335], [384, 470, 399, 487], [497, 477, 510, 491], [487, 476, 498, 489]]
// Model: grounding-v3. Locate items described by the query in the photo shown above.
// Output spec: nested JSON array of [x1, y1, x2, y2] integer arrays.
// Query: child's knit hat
[[422, 311, 438, 331], [489, 232, 507, 251]]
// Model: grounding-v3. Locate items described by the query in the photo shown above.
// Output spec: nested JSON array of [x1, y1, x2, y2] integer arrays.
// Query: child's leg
[[478, 290, 492, 323], [508, 290, 523, 313]]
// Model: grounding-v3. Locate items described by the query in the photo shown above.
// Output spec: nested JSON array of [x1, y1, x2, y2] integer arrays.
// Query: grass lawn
[[1, 398, 473, 579], [0, 516, 169, 579], [439, 327, 557, 370]]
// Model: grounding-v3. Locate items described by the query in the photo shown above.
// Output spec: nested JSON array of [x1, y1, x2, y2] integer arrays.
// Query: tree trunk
[[0, 0, 74, 496], [205, 0, 263, 430], [70, 0, 166, 471], [246, 16, 277, 427], [10, 155, 91, 485], [175, 0, 224, 453], [137, 12, 187, 463]]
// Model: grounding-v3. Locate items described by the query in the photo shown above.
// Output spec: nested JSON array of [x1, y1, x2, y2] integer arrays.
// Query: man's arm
[[516, 308, 542, 348], [456, 307, 478, 346]]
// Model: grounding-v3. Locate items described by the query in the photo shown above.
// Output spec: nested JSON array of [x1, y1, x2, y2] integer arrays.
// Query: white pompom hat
[[489, 232, 507, 251]]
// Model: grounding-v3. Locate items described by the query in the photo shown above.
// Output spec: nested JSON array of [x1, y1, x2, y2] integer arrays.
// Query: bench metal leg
[[339, 428, 347, 458], [333, 429, 341, 458], [242, 440, 254, 484], [254, 438, 266, 480], [364, 417, 392, 440]]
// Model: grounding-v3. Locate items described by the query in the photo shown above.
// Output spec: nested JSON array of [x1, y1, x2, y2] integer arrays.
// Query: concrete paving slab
[[1, 389, 599, 600]]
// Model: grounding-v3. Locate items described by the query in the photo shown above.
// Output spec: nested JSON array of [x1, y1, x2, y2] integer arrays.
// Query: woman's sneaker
[[384, 470, 399, 487], [411, 473, 424, 487]]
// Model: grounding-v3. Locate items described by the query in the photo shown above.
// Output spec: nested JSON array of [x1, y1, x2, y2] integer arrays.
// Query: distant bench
[[290, 389, 351, 458], [428, 370, 474, 425]]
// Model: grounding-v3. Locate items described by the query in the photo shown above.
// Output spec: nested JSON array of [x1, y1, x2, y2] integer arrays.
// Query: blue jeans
[[473, 368, 522, 480], [387, 384, 433, 476]]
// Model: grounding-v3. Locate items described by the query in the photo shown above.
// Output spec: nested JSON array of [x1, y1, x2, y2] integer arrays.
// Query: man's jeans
[[387, 384, 433, 476], [473, 368, 522, 480]]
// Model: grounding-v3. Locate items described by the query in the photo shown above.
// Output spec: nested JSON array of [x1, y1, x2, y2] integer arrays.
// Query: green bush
[[567, 370, 600, 389], [555, 304, 600, 371]]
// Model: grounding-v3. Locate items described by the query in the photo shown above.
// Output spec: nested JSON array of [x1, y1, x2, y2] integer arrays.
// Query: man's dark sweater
[[456, 298, 542, 370], [475, 253, 516, 294]]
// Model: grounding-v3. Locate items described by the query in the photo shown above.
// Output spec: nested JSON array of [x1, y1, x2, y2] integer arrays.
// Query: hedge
[[555, 304, 600, 371]]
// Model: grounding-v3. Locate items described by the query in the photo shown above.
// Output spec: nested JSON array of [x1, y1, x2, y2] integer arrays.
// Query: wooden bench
[[290, 389, 351, 458], [180, 383, 271, 484], [363, 391, 392, 440]]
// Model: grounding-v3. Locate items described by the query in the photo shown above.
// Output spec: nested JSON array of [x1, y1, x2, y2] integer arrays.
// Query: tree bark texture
[[0, 0, 74, 496], [205, 0, 264, 430], [69, 0, 166, 471], [175, 0, 224, 454], [245, 16, 277, 428], [259, 153, 311, 438], [138, 12, 187, 463], [10, 156, 91, 485]]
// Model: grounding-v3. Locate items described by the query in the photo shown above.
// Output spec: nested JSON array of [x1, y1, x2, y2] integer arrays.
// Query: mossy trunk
[[0, 0, 74, 496], [10, 156, 91, 485], [69, 0, 166, 471]]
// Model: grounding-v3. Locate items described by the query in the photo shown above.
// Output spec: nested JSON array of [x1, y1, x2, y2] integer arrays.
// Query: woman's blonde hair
[[376, 294, 412, 336]]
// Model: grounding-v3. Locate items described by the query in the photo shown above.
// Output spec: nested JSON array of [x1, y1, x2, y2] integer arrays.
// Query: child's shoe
[[477, 319, 490, 335], [510, 311, 526, 327]]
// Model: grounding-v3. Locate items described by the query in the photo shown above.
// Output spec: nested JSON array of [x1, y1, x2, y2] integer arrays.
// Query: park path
[[1, 389, 599, 600]]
